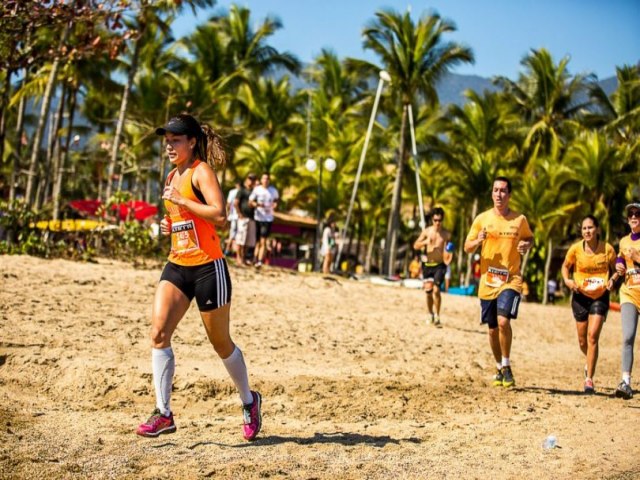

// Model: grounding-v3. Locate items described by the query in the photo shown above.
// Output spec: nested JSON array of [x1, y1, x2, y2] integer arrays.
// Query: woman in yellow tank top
[[135, 114, 262, 441], [561, 215, 617, 394]]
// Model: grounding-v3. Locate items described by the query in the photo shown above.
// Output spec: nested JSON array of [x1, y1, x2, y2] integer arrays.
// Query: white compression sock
[[502, 357, 510, 367], [152, 347, 175, 416], [222, 346, 253, 405]]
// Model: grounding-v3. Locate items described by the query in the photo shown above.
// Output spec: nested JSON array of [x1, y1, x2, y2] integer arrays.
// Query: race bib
[[626, 268, 640, 288], [582, 277, 605, 292], [486, 266, 509, 288], [171, 219, 200, 254]]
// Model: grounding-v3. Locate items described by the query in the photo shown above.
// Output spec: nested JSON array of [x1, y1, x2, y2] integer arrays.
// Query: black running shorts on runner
[[571, 290, 609, 322], [160, 258, 232, 311], [422, 263, 447, 288], [480, 289, 521, 329], [255, 221, 272, 241]]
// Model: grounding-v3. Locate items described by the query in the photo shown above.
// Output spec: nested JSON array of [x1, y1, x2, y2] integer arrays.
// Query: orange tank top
[[164, 160, 223, 266]]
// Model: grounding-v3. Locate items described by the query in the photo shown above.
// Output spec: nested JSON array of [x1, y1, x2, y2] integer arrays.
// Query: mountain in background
[[289, 69, 618, 107], [435, 72, 618, 106]]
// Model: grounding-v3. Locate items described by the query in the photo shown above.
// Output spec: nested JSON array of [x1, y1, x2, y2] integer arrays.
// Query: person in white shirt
[[224, 181, 240, 255], [249, 173, 279, 266]]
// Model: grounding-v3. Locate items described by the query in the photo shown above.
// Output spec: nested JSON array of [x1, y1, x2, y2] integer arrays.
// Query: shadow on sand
[[187, 431, 421, 450], [518, 386, 614, 397]]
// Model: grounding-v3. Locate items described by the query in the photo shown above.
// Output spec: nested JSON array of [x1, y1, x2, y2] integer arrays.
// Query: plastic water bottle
[[543, 435, 557, 449], [445, 241, 455, 253]]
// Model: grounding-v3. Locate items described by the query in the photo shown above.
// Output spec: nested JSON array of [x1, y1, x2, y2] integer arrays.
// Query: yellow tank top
[[164, 160, 223, 266]]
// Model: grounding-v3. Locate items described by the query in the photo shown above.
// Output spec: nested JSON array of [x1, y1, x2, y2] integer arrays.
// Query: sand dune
[[0, 255, 638, 479]]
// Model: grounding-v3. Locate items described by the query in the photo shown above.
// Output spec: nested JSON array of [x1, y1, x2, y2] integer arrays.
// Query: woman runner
[[613, 202, 640, 400], [135, 114, 262, 440], [561, 215, 617, 394]]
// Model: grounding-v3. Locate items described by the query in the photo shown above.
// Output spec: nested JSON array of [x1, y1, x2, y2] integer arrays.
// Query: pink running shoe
[[242, 391, 262, 441], [136, 409, 176, 437]]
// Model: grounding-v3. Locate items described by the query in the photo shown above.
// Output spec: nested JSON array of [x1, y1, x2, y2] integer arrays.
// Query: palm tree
[[105, 0, 215, 202], [564, 130, 636, 240], [511, 159, 580, 304], [354, 8, 474, 275], [495, 48, 592, 163], [441, 89, 521, 283]]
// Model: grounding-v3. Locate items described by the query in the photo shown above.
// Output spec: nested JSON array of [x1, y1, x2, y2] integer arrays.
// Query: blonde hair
[[196, 123, 227, 171]]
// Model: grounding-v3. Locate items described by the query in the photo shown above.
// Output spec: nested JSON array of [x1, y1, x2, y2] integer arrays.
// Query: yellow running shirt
[[618, 234, 640, 308], [164, 160, 224, 266], [563, 240, 616, 299], [466, 209, 533, 300]]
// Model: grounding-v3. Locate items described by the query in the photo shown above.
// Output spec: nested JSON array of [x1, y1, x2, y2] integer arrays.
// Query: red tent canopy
[[69, 199, 158, 222]]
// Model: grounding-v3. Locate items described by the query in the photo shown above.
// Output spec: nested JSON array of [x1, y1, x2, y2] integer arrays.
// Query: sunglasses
[[629, 211, 640, 218], [432, 218, 443, 223]]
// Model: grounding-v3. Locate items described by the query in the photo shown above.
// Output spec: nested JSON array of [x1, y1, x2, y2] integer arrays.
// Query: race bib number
[[582, 277, 605, 292], [171, 220, 200, 254], [626, 268, 640, 288], [486, 266, 509, 288]]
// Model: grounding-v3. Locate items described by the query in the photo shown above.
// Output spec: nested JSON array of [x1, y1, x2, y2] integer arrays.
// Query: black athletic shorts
[[255, 221, 273, 241], [422, 263, 447, 288], [571, 290, 609, 322], [160, 258, 232, 311]]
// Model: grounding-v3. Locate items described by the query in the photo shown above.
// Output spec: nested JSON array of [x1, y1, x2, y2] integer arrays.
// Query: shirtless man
[[413, 207, 453, 326]]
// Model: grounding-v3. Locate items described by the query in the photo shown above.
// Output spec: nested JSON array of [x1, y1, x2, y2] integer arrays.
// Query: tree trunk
[[365, 219, 378, 273], [37, 84, 67, 210], [9, 69, 28, 203], [0, 70, 12, 168], [53, 87, 77, 222], [464, 197, 479, 286], [105, 33, 143, 201], [383, 103, 408, 276], [25, 23, 71, 206], [542, 237, 553, 306], [456, 213, 465, 286]]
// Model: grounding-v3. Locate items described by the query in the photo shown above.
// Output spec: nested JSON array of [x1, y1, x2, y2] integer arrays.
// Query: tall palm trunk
[[0, 70, 12, 167], [464, 197, 479, 286], [9, 69, 28, 203], [105, 33, 143, 201], [25, 23, 71, 206], [53, 87, 77, 222], [365, 218, 378, 273], [36, 85, 67, 210], [542, 237, 553, 305], [383, 103, 408, 275]]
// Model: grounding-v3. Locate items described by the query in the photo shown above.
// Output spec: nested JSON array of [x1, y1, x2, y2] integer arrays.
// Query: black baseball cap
[[155, 114, 201, 137]]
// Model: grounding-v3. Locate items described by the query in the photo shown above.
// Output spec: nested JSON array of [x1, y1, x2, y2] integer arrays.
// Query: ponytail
[[196, 124, 227, 171]]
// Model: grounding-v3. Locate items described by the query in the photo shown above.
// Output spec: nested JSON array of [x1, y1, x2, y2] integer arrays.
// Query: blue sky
[[173, 0, 639, 80]]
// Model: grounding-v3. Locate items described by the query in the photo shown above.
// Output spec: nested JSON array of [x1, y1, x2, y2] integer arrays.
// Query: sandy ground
[[0, 254, 639, 480]]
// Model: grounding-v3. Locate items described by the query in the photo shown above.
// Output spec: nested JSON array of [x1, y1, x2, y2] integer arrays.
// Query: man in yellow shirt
[[464, 177, 533, 387]]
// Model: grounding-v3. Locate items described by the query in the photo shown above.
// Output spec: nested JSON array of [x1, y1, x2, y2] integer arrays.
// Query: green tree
[[355, 9, 474, 275]]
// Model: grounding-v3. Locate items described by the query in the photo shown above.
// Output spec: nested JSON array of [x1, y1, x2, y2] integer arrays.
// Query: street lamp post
[[305, 157, 337, 271], [334, 70, 391, 272]]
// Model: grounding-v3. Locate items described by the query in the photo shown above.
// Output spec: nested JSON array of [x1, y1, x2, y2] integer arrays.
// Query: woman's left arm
[[186, 164, 227, 227]]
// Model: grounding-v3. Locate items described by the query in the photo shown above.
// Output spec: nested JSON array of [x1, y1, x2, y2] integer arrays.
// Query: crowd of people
[[414, 176, 637, 399], [137, 113, 636, 444]]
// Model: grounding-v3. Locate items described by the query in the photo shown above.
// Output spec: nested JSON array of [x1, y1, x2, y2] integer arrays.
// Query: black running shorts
[[571, 290, 609, 322], [160, 258, 232, 311]]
